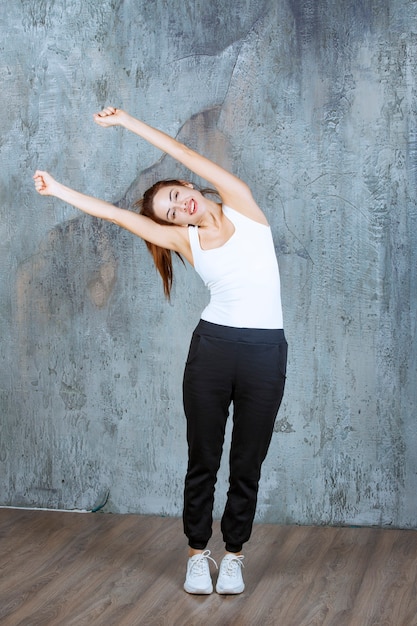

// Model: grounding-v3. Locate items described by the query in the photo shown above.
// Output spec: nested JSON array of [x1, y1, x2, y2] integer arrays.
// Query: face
[[152, 183, 204, 226]]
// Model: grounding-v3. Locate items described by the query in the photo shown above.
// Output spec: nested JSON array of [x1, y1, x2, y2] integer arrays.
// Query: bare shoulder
[[167, 225, 194, 265], [220, 182, 269, 226]]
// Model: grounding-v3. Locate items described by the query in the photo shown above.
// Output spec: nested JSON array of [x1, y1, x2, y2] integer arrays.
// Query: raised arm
[[94, 107, 267, 224], [33, 171, 192, 261]]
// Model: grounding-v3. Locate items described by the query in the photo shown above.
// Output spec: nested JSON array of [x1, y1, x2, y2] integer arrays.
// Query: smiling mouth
[[189, 199, 197, 215]]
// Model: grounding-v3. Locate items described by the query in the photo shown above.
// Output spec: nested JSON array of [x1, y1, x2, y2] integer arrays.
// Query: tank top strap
[[188, 224, 200, 252]]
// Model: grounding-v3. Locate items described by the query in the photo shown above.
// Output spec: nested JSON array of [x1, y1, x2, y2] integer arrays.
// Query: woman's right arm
[[33, 171, 191, 258]]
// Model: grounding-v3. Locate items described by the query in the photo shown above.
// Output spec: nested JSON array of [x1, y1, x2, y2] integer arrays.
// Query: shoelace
[[221, 555, 245, 577], [190, 550, 218, 576]]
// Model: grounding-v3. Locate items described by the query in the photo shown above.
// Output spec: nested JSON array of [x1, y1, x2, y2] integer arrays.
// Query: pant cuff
[[225, 543, 243, 553], [188, 541, 208, 550]]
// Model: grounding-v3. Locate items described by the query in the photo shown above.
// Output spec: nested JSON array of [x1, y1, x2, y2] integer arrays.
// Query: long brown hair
[[135, 180, 218, 299]]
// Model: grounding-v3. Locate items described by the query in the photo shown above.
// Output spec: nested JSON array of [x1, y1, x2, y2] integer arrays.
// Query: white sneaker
[[216, 554, 245, 594], [184, 550, 218, 594]]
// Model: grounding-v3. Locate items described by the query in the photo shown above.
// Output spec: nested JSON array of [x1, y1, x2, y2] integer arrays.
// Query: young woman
[[33, 106, 287, 595]]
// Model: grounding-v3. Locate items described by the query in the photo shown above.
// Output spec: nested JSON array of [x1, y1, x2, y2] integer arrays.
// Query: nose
[[174, 199, 187, 211]]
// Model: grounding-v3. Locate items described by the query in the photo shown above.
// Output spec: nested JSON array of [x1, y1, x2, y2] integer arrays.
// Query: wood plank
[[0, 509, 416, 625]]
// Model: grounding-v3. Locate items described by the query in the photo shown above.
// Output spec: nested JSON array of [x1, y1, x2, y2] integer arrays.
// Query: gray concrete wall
[[1, 0, 416, 528]]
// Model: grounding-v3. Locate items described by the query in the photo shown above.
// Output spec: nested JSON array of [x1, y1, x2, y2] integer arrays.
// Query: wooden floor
[[0, 509, 416, 626]]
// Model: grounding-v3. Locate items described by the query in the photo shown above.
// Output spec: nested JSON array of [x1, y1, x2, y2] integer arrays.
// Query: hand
[[93, 106, 125, 127], [33, 170, 58, 196]]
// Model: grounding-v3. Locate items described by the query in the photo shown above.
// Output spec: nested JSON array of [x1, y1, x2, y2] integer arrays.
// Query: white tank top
[[188, 205, 283, 329]]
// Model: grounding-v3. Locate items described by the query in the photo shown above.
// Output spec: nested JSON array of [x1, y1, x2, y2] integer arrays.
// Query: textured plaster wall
[[1, 0, 416, 528]]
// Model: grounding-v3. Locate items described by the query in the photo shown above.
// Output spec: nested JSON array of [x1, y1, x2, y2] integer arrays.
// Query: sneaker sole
[[184, 583, 213, 595], [216, 584, 245, 595]]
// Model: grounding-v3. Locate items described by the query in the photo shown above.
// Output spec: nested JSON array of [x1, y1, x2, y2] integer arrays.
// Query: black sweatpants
[[182, 319, 287, 553]]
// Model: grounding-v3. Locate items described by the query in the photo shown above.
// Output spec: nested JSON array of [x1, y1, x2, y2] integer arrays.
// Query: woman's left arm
[[94, 107, 268, 224]]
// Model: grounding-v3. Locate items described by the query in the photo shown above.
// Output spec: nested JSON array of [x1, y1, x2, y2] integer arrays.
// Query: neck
[[197, 199, 222, 229]]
